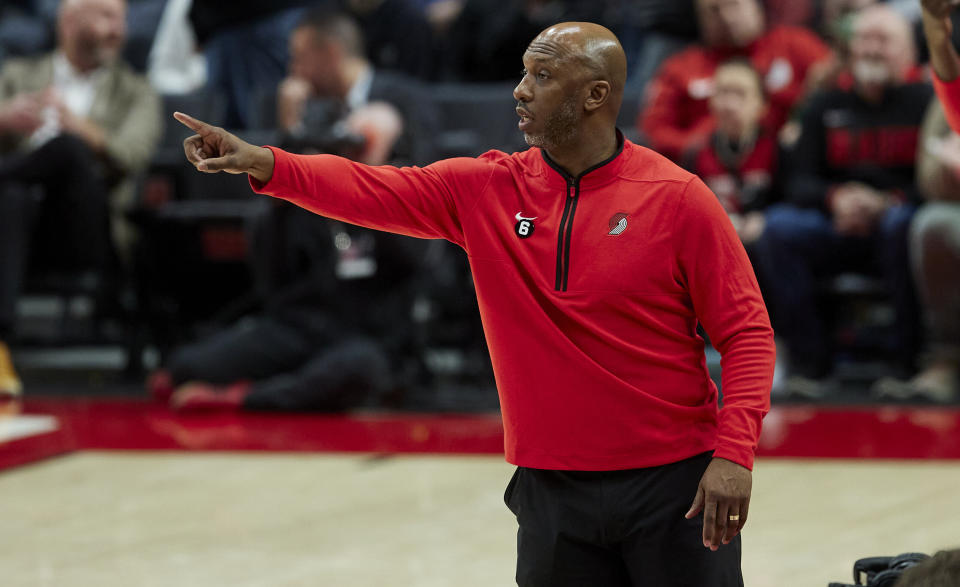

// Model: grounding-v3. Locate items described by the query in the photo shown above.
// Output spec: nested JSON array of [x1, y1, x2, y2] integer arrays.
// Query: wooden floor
[[2, 453, 958, 587]]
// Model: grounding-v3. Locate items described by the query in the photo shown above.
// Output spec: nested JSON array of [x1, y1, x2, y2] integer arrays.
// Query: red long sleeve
[[674, 177, 774, 466], [252, 143, 775, 471]]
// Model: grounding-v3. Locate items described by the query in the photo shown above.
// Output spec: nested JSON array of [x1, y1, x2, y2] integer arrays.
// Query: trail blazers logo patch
[[515, 212, 536, 239], [608, 212, 628, 236]]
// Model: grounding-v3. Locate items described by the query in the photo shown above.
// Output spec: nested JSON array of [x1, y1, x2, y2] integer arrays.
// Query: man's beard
[[75, 31, 121, 70], [523, 94, 580, 149], [851, 59, 892, 87]]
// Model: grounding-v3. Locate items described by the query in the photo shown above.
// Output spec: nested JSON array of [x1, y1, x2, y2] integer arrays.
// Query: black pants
[[165, 314, 392, 411], [505, 452, 743, 587], [0, 135, 110, 338]]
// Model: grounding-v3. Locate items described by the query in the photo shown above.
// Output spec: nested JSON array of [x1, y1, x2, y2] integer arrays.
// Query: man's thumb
[[685, 486, 704, 519], [197, 155, 235, 172]]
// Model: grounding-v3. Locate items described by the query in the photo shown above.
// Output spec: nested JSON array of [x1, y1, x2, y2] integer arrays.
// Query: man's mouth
[[516, 107, 534, 131]]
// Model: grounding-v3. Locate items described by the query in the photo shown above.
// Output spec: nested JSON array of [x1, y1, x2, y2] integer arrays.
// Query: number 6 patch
[[514, 212, 536, 239]]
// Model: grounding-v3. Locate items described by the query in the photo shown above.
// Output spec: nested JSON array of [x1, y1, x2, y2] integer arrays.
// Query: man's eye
[[538, 71, 549, 80], [521, 69, 528, 78]]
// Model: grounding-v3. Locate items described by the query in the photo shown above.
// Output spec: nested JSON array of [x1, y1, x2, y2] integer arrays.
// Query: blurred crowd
[[0, 0, 958, 410]]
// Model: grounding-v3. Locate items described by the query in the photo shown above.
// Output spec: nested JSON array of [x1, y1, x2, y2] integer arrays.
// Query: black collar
[[541, 128, 625, 183]]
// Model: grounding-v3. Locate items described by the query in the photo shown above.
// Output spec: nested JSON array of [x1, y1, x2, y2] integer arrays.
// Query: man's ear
[[584, 81, 611, 112]]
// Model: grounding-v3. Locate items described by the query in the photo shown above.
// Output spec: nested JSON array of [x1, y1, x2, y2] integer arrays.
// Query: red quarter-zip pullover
[[251, 136, 775, 471]]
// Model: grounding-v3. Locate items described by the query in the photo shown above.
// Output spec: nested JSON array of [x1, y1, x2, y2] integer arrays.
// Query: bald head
[[513, 22, 627, 171], [849, 4, 916, 91], [58, 0, 127, 72], [527, 22, 627, 97]]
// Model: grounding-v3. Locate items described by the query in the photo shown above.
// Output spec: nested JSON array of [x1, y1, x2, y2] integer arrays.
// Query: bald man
[[175, 22, 774, 586], [754, 5, 931, 391], [0, 0, 161, 397]]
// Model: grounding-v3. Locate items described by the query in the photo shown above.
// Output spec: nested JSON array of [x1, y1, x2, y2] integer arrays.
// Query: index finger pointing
[[173, 111, 213, 134]]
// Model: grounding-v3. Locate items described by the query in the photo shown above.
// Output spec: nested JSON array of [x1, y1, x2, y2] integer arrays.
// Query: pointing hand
[[174, 112, 275, 184]]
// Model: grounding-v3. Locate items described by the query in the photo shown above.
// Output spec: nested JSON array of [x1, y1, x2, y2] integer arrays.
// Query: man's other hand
[[174, 112, 275, 184], [685, 457, 752, 551]]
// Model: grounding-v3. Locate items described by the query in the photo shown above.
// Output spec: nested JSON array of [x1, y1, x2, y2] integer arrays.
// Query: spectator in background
[[149, 206, 428, 413], [753, 5, 930, 394], [0, 0, 161, 398], [873, 100, 959, 403], [189, 0, 317, 129], [639, 0, 831, 162], [277, 9, 439, 166], [687, 58, 778, 249]]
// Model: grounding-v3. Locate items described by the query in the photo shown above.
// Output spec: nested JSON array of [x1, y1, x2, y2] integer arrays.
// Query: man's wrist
[[249, 146, 275, 185], [923, 10, 953, 44]]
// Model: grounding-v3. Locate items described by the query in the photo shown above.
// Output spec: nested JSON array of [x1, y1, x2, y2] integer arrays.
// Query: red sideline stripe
[[3, 398, 960, 473], [0, 430, 73, 472], [756, 405, 960, 460]]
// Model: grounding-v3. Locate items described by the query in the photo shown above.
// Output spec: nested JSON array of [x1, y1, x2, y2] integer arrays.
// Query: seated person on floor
[[638, 0, 831, 162], [0, 0, 161, 398], [149, 201, 430, 412], [686, 58, 779, 250], [752, 5, 930, 393]]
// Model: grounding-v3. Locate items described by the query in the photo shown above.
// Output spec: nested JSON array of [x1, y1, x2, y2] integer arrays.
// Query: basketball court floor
[[3, 398, 959, 586]]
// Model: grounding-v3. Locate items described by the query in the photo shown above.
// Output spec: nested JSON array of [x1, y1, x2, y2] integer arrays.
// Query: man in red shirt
[[754, 5, 929, 389], [639, 0, 831, 162], [175, 22, 775, 586]]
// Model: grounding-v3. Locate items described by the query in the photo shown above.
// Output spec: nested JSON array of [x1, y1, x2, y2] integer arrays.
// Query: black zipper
[[554, 179, 579, 291], [554, 178, 580, 291], [543, 130, 625, 292]]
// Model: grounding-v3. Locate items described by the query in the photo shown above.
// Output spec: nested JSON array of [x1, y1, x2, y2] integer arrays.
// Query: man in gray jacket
[[0, 0, 161, 397]]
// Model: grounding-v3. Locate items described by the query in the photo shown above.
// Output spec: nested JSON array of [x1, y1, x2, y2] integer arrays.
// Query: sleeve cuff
[[713, 444, 755, 471], [933, 74, 960, 134], [248, 145, 285, 194]]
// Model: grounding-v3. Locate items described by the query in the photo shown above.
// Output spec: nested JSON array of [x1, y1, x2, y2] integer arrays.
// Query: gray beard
[[851, 60, 892, 87], [524, 95, 581, 149]]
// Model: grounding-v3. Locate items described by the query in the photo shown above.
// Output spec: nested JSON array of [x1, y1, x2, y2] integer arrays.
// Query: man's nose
[[513, 77, 532, 103]]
